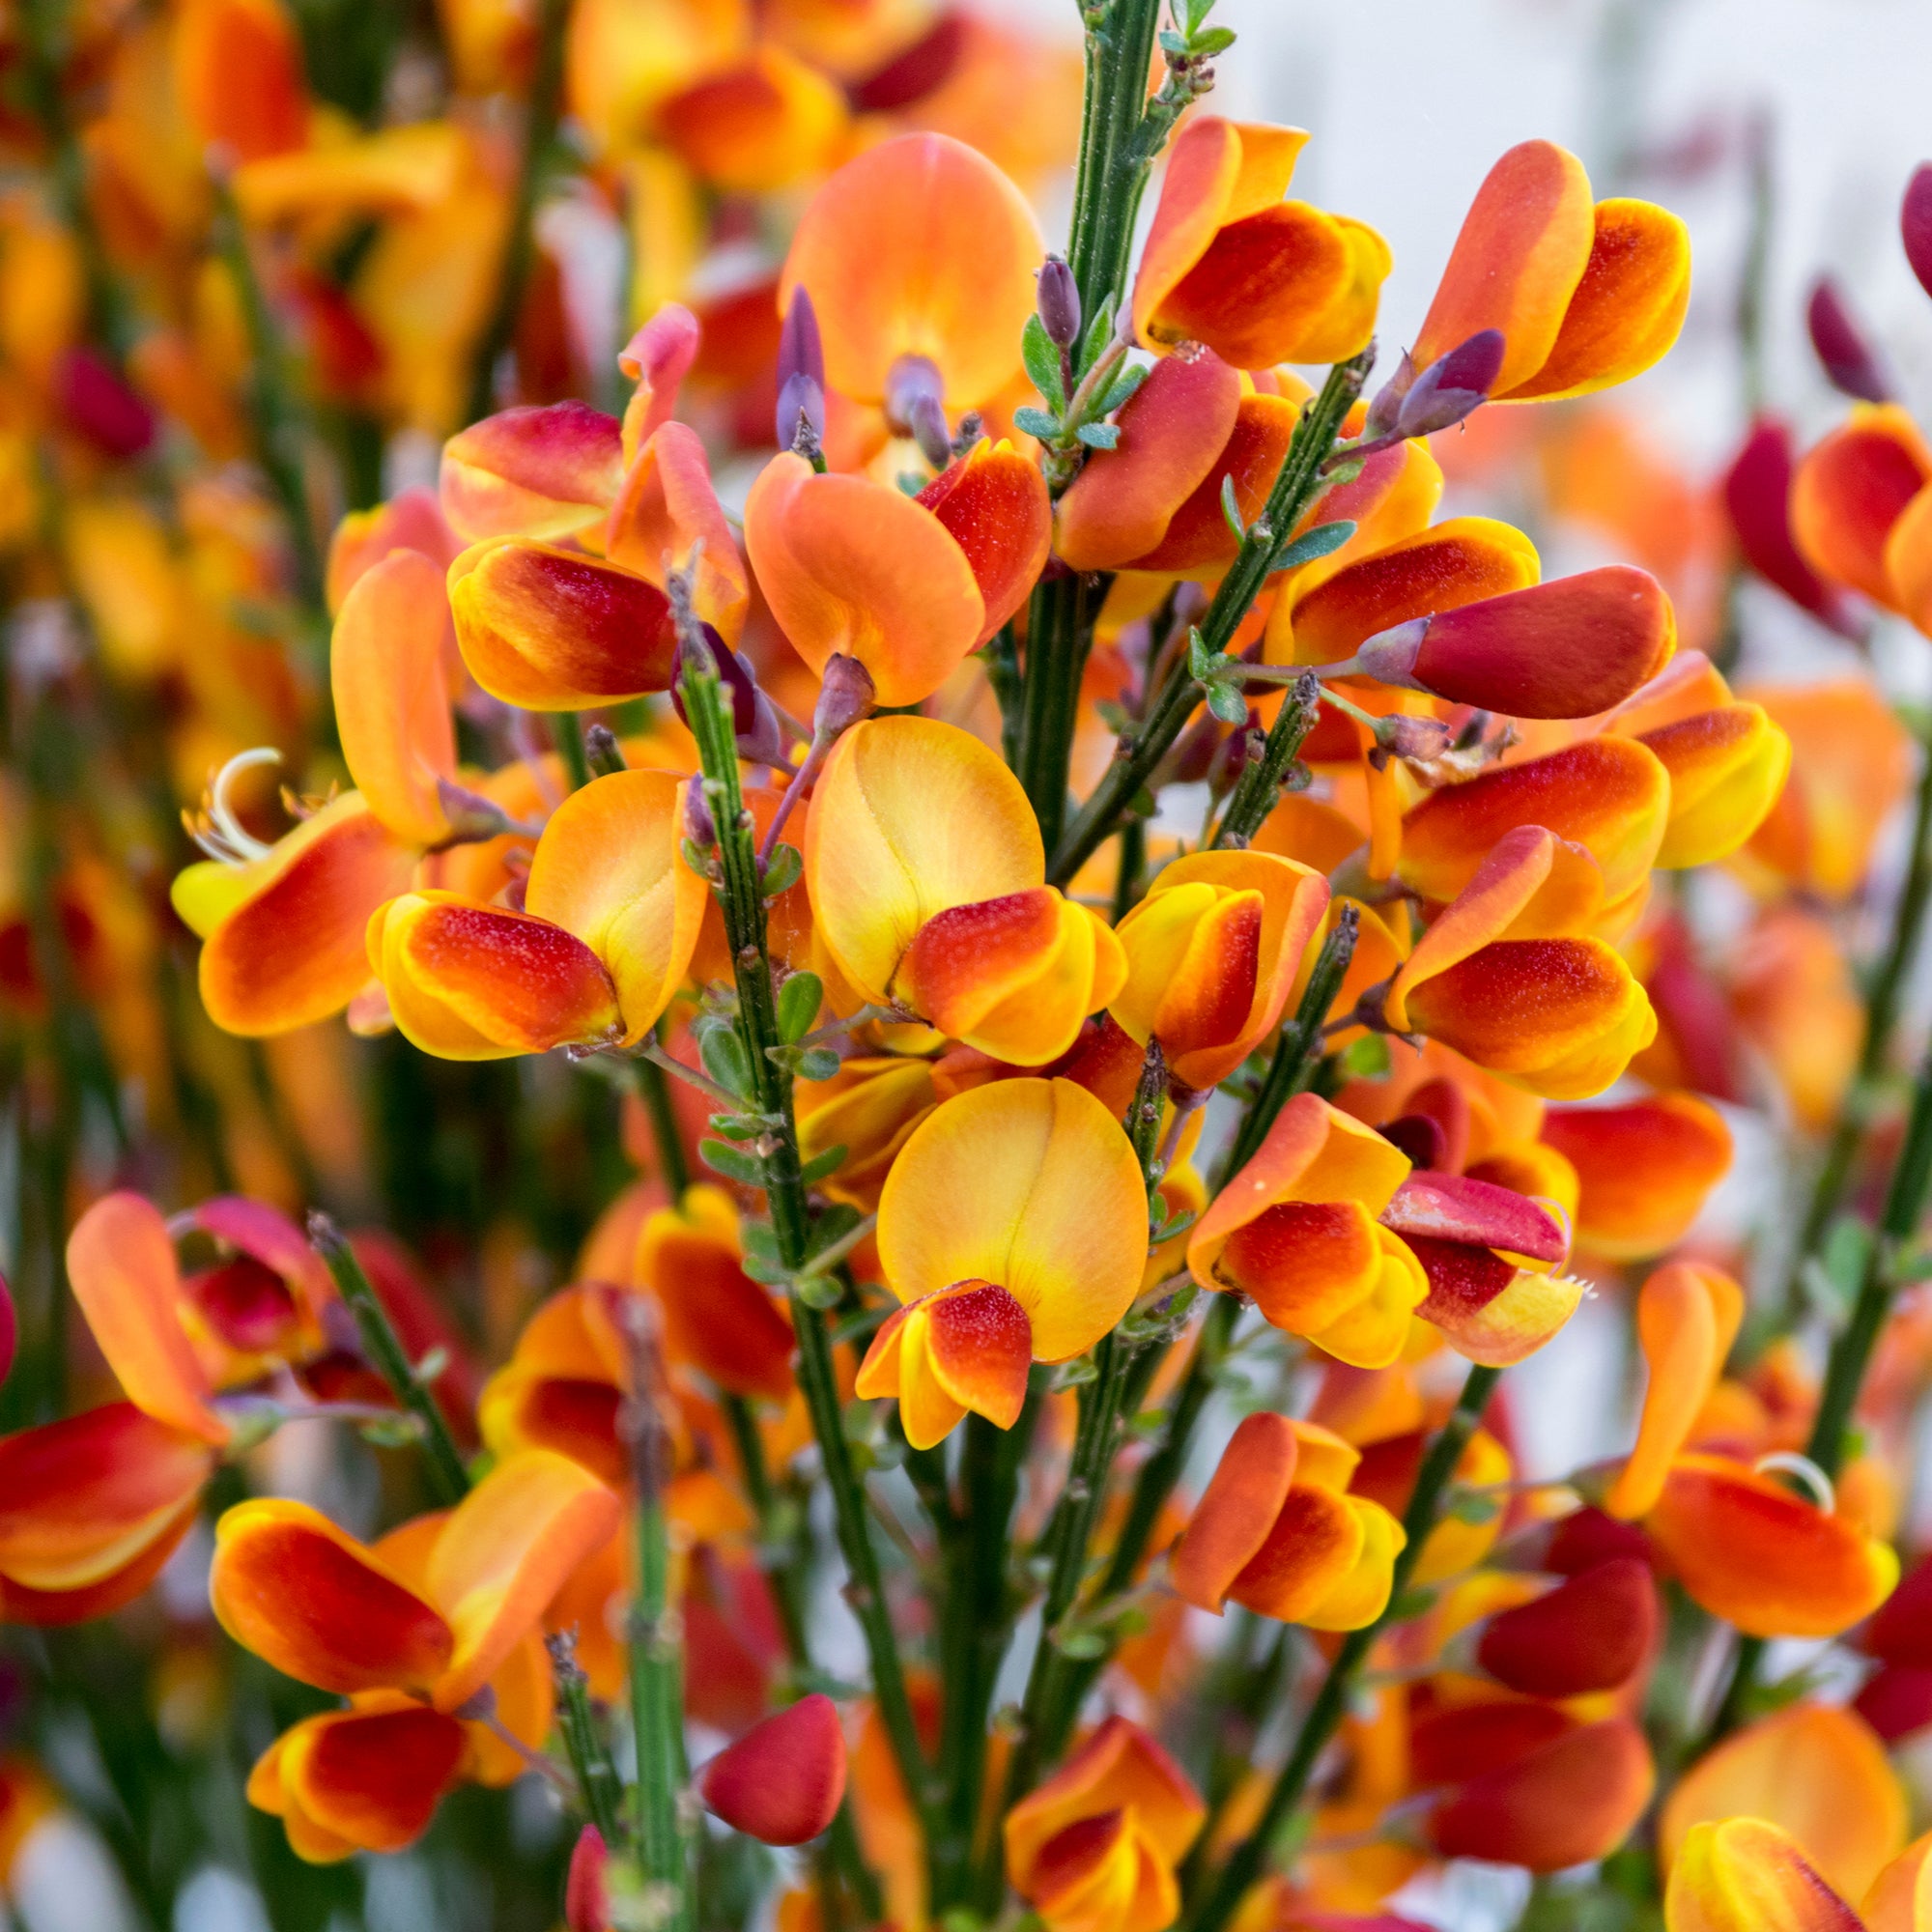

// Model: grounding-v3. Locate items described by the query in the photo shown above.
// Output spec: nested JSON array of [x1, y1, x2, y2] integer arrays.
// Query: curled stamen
[[1754, 1450, 1837, 1516], [185, 747, 284, 865]]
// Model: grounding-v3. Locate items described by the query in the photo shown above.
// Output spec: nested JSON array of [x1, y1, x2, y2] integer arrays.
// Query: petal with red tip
[[264, 1700, 469, 1859], [67, 1192, 225, 1442], [606, 421, 749, 644], [525, 770, 708, 1045], [1724, 419, 1861, 633], [1500, 198, 1691, 401], [1666, 1817, 1863, 1932], [440, 401, 625, 545], [1170, 1412, 1300, 1613], [1638, 702, 1793, 867], [326, 485, 461, 615], [1379, 1172, 1567, 1264], [1128, 392, 1300, 578], [449, 539, 677, 711], [779, 133, 1041, 408], [1412, 141, 1596, 393], [1233, 1489, 1364, 1623], [1006, 1715, 1206, 1880], [1540, 1094, 1732, 1260], [618, 304, 700, 462], [1477, 1556, 1658, 1695], [1791, 406, 1932, 609], [637, 1188, 794, 1402], [655, 46, 846, 196], [699, 1693, 847, 1846], [915, 440, 1051, 644]]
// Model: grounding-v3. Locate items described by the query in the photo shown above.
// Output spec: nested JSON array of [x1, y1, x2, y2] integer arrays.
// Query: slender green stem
[[1777, 734, 1932, 1329], [464, 0, 570, 424], [634, 1044, 691, 1198], [1186, 1364, 1503, 1932], [1051, 353, 1373, 885], [306, 1213, 469, 1503], [1211, 673, 1321, 850], [1015, 570, 1098, 855], [553, 711, 595, 793], [676, 627, 940, 1860], [548, 1634, 625, 1845]]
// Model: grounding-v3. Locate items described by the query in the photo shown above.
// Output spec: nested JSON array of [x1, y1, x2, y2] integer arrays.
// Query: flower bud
[[1037, 254, 1081, 350], [886, 353, 952, 467], [697, 1693, 847, 1845], [775, 288, 826, 451], [1807, 275, 1890, 404], [1363, 348, 1416, 441], [1394, 327, 1505, 437], [813, 653, 876, 741], [1902, 162, 1932, 301], [564, 1825, 610, 1932], [683, 776, 717, 851], [672, 624, 782, 761]]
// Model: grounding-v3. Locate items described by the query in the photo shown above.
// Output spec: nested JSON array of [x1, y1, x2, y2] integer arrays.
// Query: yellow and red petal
[[440, 401, 625, 545], [606, 421, 750, 644], [617, 303, 700, 463], [211, 1498, 453, 1693], [779, 132, 1041, 408], [655, 47, 847, 196], [1638, 702, 1793, 868], [66, 1191, 225, 1443], [1500, 198, 1691, 401], [1006, 1715, 1206, 1880], [637, 1188, 795, 1403], [916, 438, 1051, 646], [173, 0, 309, 163], [1225, 1480, 1364, 1626], [326, 484, 460, 615], [876, 1078, 1147, 1365], [178, 791, 420, 1037], [744, 454, 984, 707], [1127, 392, 1300, 578], [1667, 1818, 1864, 1932], [1540, 1094, 1731, 1260], [266, 1700, 469, 1860], [330, 548, 456, 846], [1169, 1411, 1300, 1614], [525, 769, 708, 1045], [1791, 406, 1932, 609], [448, 539, 677, 711], [1209, 1198, 1386, 1339]]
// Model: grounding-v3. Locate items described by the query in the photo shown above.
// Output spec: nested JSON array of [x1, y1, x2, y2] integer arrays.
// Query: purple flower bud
[[683, 776, 718, 850], [1395, 328, 1506, 439], [1207, 717, 1262, 799], [1807, 276, 1890, 403], [1903, 164, 1932, 301], [906, 391, 952, 469], [813, 653, 876, 741], [672, 624, 784, 761], [1362, 349, 1415, 442], [776, 289, 826, 449], [1037, 255, 1080, 350], [885, 352, 950, 466]]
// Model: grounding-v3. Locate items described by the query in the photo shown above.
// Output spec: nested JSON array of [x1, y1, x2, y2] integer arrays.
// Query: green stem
[[1051, 353, 1373, 885], [1015, 570, 1099, 856], [1186, 1364, 1503, 1932], [306, 1213, 469, 1503], [1211, 673, 1321, 849], [548, 1634, 625, 1845], [634, 1041, 691, 1199], [676, 631, 941, 1861], [464, 0, 570, 423], [1777, 734, 1932, 1329], [553, 710, 595, 793]]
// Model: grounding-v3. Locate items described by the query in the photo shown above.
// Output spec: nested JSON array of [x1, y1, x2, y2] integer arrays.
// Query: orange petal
[[1791, 406, 1932, 608], [1476, 1555, 1659, 1696], [1127, 391, 1300, 578], [173, 0, 308, 163], [606, 421, 750, 644], [0, 1405, 213, 1599], [448, 539, 677, 711], [699, 1694, 848, 1845], [1053, 350, 1244, 574], [67, 1191, 225, 1443], [427, 1448, 622, 1711], [265, 1700, 469, 1859], [1646, 1455, 1899, 1638], [1605, 1262, 1746, 1520], [915, 439, 1051, 645], [1006, 1715, 1206, 1882], [371, 891, 622, 1060], [1883, 479, 1932, 635], [1274, 516, 1541, 669], [1412, 141, 1596, 394], [1170, 1411, 1299, 1613], [1661, 1705, 1908, 1905], [1540, 1094, 1732, 1261], [1500, 198, 1691, 401], [875, 1078, 1147, 1365], [326, 484, 461, 615], [1399, 735, 1667, 907], [743, 454, 984, 707], [1429, 1718, 1653, 1872], [780, 132, 1041, 408], [655, 47, 846, 196], [1862, 1830, 1932, 1932], [330, 549, 456, 846], [637, 1187, 795, 1402], [617, 303, 700, 462], [1638, 702, 1793, 868], [177, 792, 420, 1037], [440, 401, 625, 545], [1667, 1817, 1864, 1932], [525, 769, 708, 1045], [1225, 1482, 1362, 1625], [805, 716, 1042, 1005], [211, 1498, 453, 1693]]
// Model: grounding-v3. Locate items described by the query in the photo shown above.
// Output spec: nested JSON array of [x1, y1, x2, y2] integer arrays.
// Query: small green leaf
[[1098, 364, 1147, 414], [1270, 518, 1356, 571], [1012, 406, 1062, 440], [1190, 24, 1236, 53], [708, 1113, 761, 1141], [740, 1253, 789, 1286], [358, 1416, 424, 1450], [1156, 28, 1186, 53], [1219, 472, 1245, 542], [795, 1273, 843, 1310], [1445, 1489, 1501, 1526], [760, 841, 803, 898], [699, 1026, 753, 1100], [1206, 681, 1249, 725], [794, 1046, 842, 1083], [1021, 314, 1066, 410], [1053, 1630, 1108, 1660], [742, 1221, 782, 1264], [1077, 295, 1116, 376], [776, 970, 823, 1043], [700, 1138, 767, 1184], [799, 1143, 848, 1185], [1076, 421, 1120, 450]]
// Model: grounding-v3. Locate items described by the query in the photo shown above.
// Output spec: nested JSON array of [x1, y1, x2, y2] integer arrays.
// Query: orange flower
[[1185, 1094, 1424, 1369], [1411, 140, 1690, 401], [654, 48, 847, 195], [1004, 1718, 1206, 1932], [780, 132, 1041, 410], [213, 1453, 619, 1860], [1110, 850, 1329, 1091], [607, 421, 751, 644], [1169, 1410, 1406, 1630], [1132, 119, 1386, 370], [636, 1187, 795, 1403], [1666, 1818, 1864, 1932], [856, 1079, 1146, 1448], [745, 439, 1048, 706], [1790, 406, 1932, 618], [440, 400, 626, 547], [1538, 1094, 1733, 1260], [805, 718, 1122, 1065], [1382, 826, 1658, 1100]]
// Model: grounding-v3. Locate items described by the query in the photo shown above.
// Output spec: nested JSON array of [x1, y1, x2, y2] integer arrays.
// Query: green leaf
[[1185, 625, 1219, 682], [740, 1253, 789, 1286], [699, 1025, 753, 1100], [742, 1220, 782, 1264], [1270, 518, 1356, 571], [1098, 364, 1146, 414], [1219, 472, 1245, 542], [795, 1273, 843, 1310], [708, 1113, 761, 1141], [1157, 28, 1186, 53], [760, 841, 803, 898], [799, 1143, 848, 1185], [1012, 406, 1062, 440], [776, 971, 823, 1043], [1444, 1488, 1501, 1526], [1076, 421, 1120, 450], [793, 1046, 841, 1083], [699, 1138, 767, 1184], [1339, 1033, 1391, 1079], [1077, 295, 1115, 376], [1206, 681, 1249, 725], [1190, 24, 1236, 53], [1021, 314, 1066, 411]]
